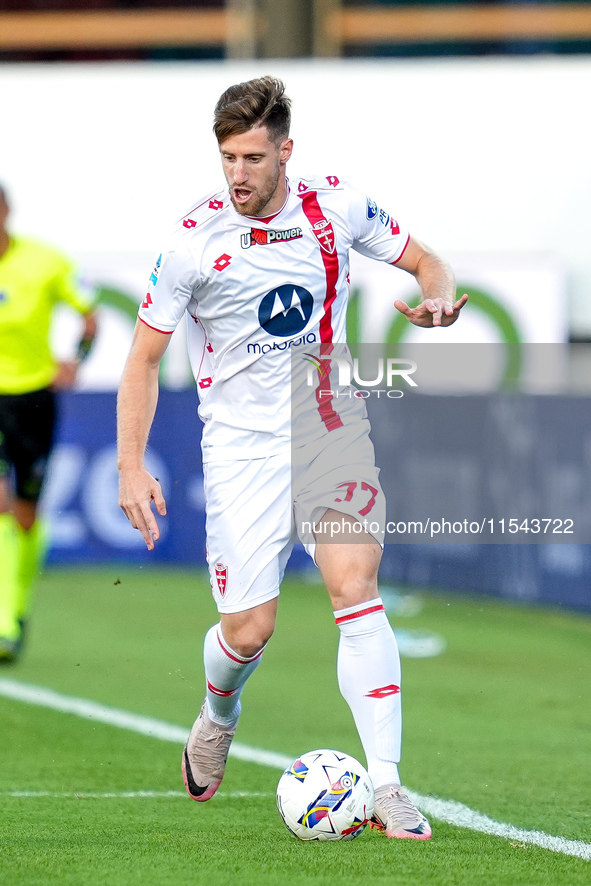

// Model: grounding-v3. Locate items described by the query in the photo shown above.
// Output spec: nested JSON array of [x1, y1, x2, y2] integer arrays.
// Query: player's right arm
[[117, 320, 171, 550]]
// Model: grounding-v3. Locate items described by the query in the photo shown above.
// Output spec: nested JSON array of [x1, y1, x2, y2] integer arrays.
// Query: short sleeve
[[138, 241, 196, 334], [346, 183, 410, 265]]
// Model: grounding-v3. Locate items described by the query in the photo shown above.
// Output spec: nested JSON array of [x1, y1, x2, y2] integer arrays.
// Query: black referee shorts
[[0, 387, 56, 502]]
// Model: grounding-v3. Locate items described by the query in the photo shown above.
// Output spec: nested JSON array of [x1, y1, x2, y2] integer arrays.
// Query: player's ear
[[280, 138, 293, 165]]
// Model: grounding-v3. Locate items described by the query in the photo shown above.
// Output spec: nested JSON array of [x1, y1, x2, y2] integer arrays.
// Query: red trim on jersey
[[315, 344, 344, 432], [179, 194, 225, 223], [247, 210, 282, 224], [299, 190, 343, 432], [389, 233, 411, 265], [138, 316, 174, 334], [217, 630, 264, 665], [334, 603, 385, 625], [299, 190, 339, 342], [191, 315, 213, 386]]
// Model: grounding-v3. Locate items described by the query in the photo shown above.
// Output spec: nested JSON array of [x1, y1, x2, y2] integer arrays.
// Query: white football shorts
[[204, 422, 385, 614]]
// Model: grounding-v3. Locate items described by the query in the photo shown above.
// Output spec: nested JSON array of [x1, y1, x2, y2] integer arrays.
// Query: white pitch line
[[1, 677, 590, 861], [0, 677, 292, 769], [2, 790, 272, 799], [406, 792, 591, 861]]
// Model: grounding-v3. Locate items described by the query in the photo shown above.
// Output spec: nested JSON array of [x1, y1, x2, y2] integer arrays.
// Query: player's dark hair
[[0, 183, 8, 206], [213, 76, 291, 145]]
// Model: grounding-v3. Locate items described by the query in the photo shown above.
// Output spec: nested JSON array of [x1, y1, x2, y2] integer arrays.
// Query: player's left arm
[[394, 236, 468, 327], [51, 252, 99, 388], [52, 308, 98, 389]]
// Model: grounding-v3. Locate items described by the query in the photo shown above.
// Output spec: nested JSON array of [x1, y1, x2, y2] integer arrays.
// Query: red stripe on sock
[[334, 603, 385, 625], [207, 680, 238, 697], [216, 630, 265, 665]]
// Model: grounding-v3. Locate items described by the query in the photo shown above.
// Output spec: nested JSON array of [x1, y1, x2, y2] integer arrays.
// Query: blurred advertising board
[[43, 385, 591, 613]]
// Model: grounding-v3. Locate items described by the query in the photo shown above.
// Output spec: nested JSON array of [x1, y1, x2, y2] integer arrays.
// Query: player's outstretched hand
[[395, 293, 468, 328], [119, 467, 167, 551]]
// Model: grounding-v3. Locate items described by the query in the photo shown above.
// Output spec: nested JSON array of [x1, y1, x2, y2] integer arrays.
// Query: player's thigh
[[4, 389, 56, 503], [204, 453, 294, 614], [294, 422, 386, 557], [0, 403, 12, 507], [0, 394, 17, 492], [314, 508, 382, 609]]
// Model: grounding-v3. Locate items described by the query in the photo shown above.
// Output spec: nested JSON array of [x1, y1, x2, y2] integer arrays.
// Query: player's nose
[[233, 159, 248, 183]]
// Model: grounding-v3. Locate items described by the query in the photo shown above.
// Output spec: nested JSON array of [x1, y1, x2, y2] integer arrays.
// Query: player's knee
[[224, 627, 274, 659], [220, 612, 276, 659], [328, 575, 379, 611]]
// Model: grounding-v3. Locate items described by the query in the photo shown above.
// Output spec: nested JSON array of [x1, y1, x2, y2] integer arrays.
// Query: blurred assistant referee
[[0, 183, 97, 663]]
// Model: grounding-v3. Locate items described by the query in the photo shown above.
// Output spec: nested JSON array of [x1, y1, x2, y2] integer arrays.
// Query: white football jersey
[[138, 175, 410, 461]]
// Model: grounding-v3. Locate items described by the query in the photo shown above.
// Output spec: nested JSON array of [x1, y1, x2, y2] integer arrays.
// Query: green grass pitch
[[0, 566, 590, 885]]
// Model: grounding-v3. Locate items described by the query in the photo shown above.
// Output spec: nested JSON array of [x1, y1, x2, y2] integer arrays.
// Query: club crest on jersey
[[214, 563, 228, 597], [241, 227, 303, 249], [311, 218, 336, 254]]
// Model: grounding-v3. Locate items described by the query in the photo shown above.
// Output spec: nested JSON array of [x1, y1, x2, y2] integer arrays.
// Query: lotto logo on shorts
[[215, 563, 228, 596]]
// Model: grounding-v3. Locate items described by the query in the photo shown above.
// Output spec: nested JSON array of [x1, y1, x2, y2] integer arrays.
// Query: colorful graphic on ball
[[299, 771, 360, 828], [287, 758, 309, 782], [341, 815, 370, 837]]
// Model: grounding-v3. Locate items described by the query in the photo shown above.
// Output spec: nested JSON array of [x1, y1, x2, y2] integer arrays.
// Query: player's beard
[[230, 167, 282, 218]]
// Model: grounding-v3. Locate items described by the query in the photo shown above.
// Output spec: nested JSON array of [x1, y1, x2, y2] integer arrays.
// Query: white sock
[[335, 598, 402, 788], [203, 623, 265, 726]]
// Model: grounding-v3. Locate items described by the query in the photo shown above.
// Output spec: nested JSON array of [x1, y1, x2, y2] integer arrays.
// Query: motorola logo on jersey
[[258, 285, 313, 337]]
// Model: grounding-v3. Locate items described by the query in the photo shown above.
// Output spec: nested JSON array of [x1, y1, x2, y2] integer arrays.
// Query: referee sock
[[334, 598, 402, 788], [203, 624, 265, 726], [0, 513, 20, 640], [16, 519, 48, 622]]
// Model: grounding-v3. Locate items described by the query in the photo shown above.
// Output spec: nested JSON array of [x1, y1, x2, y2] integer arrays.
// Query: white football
[[276, 749, 375, 841]]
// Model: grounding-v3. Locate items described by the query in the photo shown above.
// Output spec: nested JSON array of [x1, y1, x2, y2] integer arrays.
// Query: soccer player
[[0, 183, 97, 663], [117, 76, 467, 840]]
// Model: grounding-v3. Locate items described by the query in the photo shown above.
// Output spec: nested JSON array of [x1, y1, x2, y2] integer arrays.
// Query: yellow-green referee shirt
[[0, 236, 94, 395]]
